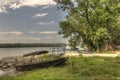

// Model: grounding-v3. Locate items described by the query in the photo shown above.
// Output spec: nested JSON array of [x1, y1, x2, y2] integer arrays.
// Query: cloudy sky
[[0, 0, 67, 43]]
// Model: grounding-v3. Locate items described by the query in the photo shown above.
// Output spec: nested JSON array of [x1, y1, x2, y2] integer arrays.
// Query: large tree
[[55, 0, 120, 52]]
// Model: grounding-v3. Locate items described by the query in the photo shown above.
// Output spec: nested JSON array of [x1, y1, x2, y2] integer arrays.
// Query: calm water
[[0, 47, 52, 59]]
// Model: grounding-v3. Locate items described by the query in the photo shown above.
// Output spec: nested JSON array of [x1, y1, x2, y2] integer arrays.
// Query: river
[[0, 47, 52, 59]]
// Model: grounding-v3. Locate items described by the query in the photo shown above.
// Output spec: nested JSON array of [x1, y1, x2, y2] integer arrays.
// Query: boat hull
[[15, 57, 68, 71]]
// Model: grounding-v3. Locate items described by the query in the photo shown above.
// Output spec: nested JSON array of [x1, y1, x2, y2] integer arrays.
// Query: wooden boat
[[15, 57, 68, 71], [23, 50, 49, 57]]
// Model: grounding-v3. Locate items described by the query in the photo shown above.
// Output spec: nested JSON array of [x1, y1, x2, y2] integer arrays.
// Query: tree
[[55, 0, 120, 52]]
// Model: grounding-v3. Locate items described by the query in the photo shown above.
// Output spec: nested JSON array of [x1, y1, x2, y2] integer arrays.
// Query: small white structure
[[50, 47, 65, 55], [65, 44, 71, 50], [65, 44, 89, 53]]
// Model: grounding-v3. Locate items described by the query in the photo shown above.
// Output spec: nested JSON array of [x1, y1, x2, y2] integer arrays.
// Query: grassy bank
[[0, 56, 120, 80]]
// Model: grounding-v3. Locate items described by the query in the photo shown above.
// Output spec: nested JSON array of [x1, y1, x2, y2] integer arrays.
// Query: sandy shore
[[64, 51, 120, 57], [82, 53, 120, 57]]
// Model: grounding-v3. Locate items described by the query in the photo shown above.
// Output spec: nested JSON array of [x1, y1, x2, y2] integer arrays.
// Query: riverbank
[[0, 56, 119, 80], [64, 51, 120, 57], [0, 51, 120, 79]]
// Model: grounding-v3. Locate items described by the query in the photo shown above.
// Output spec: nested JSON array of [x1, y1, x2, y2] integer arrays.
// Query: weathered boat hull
[[15, 57, 68, 71], [23, 50, 49, 57]]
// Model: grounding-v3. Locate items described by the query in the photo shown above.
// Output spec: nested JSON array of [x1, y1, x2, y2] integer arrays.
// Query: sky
[[0, 0, 67, 43]]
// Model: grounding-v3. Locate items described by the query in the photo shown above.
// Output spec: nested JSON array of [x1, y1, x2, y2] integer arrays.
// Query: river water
[[0, 47, 52, 59]]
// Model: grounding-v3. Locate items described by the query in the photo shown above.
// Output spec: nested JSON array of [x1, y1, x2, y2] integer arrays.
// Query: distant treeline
[[0, 43, 65, 48]]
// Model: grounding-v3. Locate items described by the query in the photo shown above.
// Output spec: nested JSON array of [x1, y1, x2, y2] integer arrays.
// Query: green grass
[[0, 56, 120, 80]]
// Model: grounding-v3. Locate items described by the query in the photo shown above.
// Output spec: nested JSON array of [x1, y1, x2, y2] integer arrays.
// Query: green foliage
[[56, 0, 120, 52], [0, 56, 120, 80]]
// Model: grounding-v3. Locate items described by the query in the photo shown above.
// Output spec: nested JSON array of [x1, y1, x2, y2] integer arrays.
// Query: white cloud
[[38, 21, 55, 25], [0, 0, 17, 6], [0, 7, 7, 13], [9, 31, 23, 36], [0, 31, 65, 43], [19, 0, 56, 7], [9, 3, 21, 10], [0, 31, 23, 37], [0, 0, 17, 13], [29, 31, 57, 35], [39, 31, 57, 34], [33, 13, 48, 18], [0, 0, 56, 13]]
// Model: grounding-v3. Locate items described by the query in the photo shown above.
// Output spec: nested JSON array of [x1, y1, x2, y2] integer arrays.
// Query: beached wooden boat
[[23, 50, 49, 57], [15, 57, 68, 71]]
